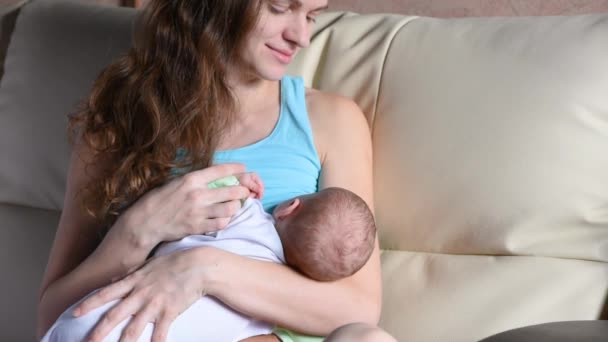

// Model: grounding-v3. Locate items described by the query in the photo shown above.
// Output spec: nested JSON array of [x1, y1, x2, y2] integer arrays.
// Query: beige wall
[[329, 0, 608, 16], [85, 0, 608, 17]]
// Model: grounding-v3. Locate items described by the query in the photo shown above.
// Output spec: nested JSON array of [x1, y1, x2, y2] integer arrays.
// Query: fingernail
[[72, 308, 81, 317]]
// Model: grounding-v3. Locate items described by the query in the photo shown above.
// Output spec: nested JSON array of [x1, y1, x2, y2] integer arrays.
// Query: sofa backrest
[[287, 12, 608, 339], [0, 0, 135, 210], [290, 12, 608, 262]]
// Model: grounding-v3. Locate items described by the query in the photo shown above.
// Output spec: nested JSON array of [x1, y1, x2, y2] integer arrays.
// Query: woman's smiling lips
[[267, 45, 294, 64]]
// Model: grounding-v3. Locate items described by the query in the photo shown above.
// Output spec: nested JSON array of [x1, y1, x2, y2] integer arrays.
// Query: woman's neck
[[216, 73, 282, 151], [229, 76, 281, 120]]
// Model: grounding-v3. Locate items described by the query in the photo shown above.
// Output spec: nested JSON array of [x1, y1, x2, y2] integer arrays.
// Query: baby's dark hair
[[283, 187, 376, 282]]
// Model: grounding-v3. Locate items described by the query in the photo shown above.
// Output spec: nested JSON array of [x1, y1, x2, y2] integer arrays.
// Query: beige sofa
[[1, 1, 607, 341]]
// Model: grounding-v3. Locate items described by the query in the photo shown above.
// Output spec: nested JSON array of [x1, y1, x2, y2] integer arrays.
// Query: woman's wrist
[[190, 246, 231, 297], [103, 214, 157, 272], [115, 210, 160, 252]]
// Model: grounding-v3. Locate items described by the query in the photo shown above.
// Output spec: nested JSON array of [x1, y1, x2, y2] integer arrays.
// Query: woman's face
[[239, 0, 328, 81]]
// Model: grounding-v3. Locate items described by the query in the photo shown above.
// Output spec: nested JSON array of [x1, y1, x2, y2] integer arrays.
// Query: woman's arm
[[37, 140, 252, 339], [36, 142, 153, 339], [207, 95, 382, 335], [65, 94, 380, 339]]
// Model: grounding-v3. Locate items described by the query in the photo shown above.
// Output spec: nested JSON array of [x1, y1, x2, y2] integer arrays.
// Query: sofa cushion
[[0, 204, 60, 341], [379, 250, 606, 341], [373, 15, 608, 262], [291, 12, 608, 263], [0, 0, 136, 210]]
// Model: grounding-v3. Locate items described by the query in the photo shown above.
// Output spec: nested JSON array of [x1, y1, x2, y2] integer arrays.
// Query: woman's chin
[[256, 65, 289, 81]]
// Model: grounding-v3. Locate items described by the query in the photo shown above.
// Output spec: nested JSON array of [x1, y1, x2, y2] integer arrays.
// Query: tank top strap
[[271, 76, 320, 170], [173, 75, 321, 212]]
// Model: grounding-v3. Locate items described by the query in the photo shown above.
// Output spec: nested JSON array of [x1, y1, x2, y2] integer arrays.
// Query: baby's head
[[272, 187, 376, 282]]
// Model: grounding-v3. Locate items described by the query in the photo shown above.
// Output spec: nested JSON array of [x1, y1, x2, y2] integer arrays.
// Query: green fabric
[[207, 175, 240, 188], [273, 328, 324, 342], [207, 175, 245, 205]]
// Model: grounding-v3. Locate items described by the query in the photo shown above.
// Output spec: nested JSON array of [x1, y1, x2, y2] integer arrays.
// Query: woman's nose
[[284, 15, 311, 48]]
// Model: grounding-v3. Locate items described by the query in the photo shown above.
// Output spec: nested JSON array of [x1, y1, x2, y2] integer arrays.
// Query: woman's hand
[[72, 247, 218, 342], [117, 163, 252, 250]]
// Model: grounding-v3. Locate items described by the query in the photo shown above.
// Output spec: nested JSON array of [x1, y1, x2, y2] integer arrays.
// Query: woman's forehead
[[274, 0, 329, 11]]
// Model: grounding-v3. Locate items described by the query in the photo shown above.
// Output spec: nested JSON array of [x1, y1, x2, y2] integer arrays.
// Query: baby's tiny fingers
[[193, 163, 247, 185]]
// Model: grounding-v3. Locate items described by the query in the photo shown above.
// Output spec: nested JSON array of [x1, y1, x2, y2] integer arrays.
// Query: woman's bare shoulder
[[304, 87, 364, 118], [305, 87, 370, 162]]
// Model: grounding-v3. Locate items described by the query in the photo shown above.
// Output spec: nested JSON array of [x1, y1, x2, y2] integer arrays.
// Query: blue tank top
[[175, 76, 321, 213]]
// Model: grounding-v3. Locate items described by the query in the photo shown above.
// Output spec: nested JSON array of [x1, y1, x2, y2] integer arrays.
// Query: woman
[[37, 0, 395, 341]]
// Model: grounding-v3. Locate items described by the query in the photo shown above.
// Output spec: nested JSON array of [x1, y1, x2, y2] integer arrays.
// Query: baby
[[157, 173, 377, 281], [41, 173, 376, 342]]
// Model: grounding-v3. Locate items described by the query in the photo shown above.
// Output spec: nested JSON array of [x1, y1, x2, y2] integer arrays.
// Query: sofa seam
[[0, 201, 61, 214], [372, 16, 420, 132], [380, 249, 608, 264]]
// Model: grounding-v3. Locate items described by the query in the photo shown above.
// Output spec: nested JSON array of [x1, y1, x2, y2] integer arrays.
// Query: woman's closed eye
[[268, 0, 320, 23], [268, 1, 291, 14]]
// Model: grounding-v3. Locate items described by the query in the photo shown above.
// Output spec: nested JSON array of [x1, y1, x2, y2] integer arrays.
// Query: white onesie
[[41, 198, 285, 342]]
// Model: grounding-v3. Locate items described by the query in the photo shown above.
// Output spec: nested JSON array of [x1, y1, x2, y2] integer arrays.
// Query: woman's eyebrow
[[311, 4, 329, 12], [288, 0, 329, 12]]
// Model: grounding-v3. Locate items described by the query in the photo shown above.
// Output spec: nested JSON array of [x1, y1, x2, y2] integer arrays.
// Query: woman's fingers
[[201, 217, 233, 232], [151, 311, 175, 342], [119, 304, 156, 342], [210, 185, 251, 203], [205, 200, 243, 219], [184, 163, 247, 186], [120, 162, 252, 243], [87, 296, 142, 342], [74, 278, 135, 317], [183, 184, 249, 206]]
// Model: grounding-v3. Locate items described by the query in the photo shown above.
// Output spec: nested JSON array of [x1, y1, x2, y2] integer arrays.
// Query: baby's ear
[[274, 198, 301, 221]]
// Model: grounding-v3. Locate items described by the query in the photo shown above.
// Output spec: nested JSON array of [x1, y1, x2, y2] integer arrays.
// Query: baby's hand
[[235, 172, 264, 200]]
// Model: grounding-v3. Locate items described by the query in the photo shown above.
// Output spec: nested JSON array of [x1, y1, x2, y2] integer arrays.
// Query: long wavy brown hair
[[68, 0, 261, 230]]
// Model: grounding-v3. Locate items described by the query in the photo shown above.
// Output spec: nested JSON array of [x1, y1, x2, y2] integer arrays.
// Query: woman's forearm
[[202, 247, 382, 336], [36, 227, 151, 339]]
